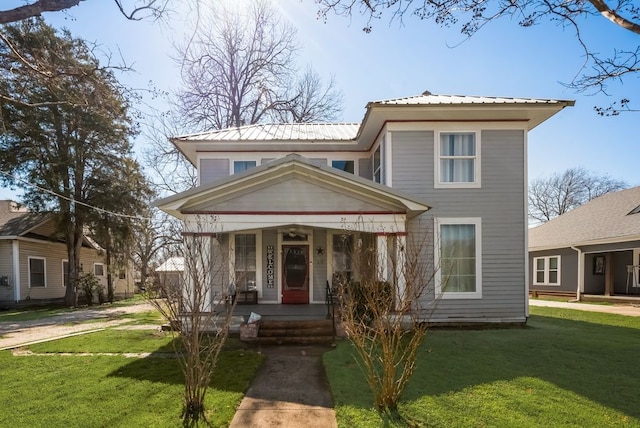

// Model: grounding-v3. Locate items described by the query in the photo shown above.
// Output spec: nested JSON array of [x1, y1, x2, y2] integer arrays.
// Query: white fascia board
[[184, 213, 407, 234]]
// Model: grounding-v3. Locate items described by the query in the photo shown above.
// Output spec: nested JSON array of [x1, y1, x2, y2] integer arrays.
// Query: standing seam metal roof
[[177, 122, 360, 142]]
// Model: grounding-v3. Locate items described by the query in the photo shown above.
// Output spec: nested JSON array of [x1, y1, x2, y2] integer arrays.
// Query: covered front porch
[[578, 246, 640, 300]]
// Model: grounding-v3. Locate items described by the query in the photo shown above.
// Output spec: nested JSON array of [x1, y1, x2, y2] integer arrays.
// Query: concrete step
[[252, 335, 335, 345], [242, 319, 335, 345]]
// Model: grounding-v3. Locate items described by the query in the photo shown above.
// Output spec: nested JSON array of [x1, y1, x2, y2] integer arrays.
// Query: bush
[[78, 273, 100, 306], [343, 280, 393, 325]]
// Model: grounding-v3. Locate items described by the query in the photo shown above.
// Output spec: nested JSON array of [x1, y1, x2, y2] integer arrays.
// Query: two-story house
[[155, 92, 573, 324]]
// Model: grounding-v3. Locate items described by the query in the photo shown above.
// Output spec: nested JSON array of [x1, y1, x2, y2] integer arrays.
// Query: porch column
[[605, 252, 614, 296], [377, 234, 389, 282], [395, 234, 407, 310]]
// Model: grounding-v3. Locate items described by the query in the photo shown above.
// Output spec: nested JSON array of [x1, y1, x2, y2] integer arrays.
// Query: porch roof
[[155, 154, 431, 228], [529, 186, 640, 251]]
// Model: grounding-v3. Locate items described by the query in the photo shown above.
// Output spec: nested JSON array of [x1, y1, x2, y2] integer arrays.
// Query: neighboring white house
[[0, 200, 134, 305], [155, 92, 574, 323]]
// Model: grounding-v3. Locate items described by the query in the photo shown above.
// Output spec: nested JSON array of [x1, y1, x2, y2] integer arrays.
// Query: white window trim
[[434, 130, 481, 189], [93, 262, 105, 277], [372, 134, 386, 185], [231, 159, 259, 174], [533, 256, 561, 286], [434, 217, 482, 299], [229, 231, 263, 298], [62, 259, 69, 288], [28, 256, 47, 288]]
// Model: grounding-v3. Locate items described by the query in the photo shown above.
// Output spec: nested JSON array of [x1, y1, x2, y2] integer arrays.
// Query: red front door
[[282, 245, 309, 304]]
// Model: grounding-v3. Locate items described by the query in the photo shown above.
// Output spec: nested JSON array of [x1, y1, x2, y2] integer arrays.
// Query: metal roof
[[371, 93, 573, 106], [529, 186, 640, 250], [177, 123, 360, 142]]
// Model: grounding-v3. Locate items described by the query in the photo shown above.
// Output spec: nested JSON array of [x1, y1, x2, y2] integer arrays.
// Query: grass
[[324, 306, 640, 427], [0, 328, 264, 427]]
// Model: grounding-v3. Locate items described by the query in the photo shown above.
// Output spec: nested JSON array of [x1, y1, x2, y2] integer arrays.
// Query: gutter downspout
[[12, 240, 20, 302], [571, 245, 582, 302]]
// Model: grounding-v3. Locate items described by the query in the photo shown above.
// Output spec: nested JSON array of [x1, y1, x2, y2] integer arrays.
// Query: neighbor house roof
[[0, 200, 53, 238], [529, 186, 640, 250], [156, 256, 184, 272]]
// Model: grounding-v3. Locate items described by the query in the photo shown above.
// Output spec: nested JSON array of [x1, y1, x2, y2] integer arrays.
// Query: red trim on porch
[[181, 232, 218, 237], [181, 210, 406, 215], [375, 231, 408, 236]]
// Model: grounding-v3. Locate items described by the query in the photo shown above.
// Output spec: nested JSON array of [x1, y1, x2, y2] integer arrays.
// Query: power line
[[0, 169, 154, 221]]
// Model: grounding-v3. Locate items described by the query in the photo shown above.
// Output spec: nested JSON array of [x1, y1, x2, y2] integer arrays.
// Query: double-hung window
[[62, 260, 69, 287], [332, 234, 353, 284], [94, 263, 105, 277], [234, 234, 257, 292], [331, 160, 355, 174], [437, 132, 479, 188], [435, 218, 482, 299], [29, 257, 46, 288], [233, 160, 257, 174], [533, 256, 560, 286]]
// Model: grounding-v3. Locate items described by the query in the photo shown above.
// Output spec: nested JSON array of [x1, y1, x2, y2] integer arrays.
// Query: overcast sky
[[1, 0, 638, 201]]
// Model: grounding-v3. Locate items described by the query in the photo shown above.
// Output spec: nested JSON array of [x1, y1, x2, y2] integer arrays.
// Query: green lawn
[[324, 306, 640, 427], [0, 329, 264, 427]]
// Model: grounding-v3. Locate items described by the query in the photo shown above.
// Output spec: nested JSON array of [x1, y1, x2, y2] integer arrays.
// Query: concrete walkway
[[229, 345, 338, 428], [529, 298, 640, 317]]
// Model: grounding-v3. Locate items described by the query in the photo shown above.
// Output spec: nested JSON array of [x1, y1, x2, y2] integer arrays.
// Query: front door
[[282, 245, 309, 304]]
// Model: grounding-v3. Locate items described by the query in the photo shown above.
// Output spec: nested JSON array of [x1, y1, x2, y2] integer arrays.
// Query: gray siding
[[200, 159, 229, 185], [310, 158, 327, 166], [529, 248, 578, 293], [392, 129, 527, 321], [192, 178, 399, 212], [359, 158, 372, 180], [261, 230, 278, 302], [313, 229, 327, 302], [261, 158, 275, 165]]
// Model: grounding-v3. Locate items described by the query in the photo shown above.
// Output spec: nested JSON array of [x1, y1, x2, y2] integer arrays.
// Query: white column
[[12, 240, 20, 302], [377, 235, 388, 282], [395, 235, 407, 310]]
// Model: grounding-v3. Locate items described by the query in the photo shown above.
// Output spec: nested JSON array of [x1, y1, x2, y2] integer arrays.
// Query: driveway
[[0, 302, 157, 351]]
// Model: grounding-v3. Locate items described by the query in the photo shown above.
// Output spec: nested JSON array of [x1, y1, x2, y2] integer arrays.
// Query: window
[[435, 218, 482, 299], [119, 270, 126, 280], [62, 260, 69, 287], [331, 160, 355, 174], [332, 234, 353, 284], [235, 234, 257, 291], [233, 160, 256, 174], [373, 145, 383, 184], [94, 263, 105, 277], [533, 256, 560, 286], [437, 132, 479, 187], [29, 257, 46, 288]]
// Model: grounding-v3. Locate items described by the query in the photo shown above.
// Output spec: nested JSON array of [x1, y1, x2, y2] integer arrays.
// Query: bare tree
[[177, 0, 343, 131], [528, 167, 628, 223], [147, 220, 237, 427], [336, 221, 441, 414], [0, 0, 170, 24], [316, 0, 640, 97]]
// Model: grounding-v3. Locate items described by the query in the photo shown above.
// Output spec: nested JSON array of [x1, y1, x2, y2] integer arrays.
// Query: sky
[[1, 0, 638, 201]]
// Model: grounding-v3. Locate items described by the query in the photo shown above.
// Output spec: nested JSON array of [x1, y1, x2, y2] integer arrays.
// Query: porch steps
[[254, 319, 335, 345]]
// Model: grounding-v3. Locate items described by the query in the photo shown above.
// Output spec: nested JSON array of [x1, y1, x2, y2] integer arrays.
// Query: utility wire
[[0, 169, 155, 221]]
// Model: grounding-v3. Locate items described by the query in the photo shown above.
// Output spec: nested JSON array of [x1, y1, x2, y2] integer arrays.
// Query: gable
[[184, 176, 402, 213]]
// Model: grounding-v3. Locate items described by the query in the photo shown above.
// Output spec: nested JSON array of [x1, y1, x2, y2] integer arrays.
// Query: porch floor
[[225, 303, 331, 322]]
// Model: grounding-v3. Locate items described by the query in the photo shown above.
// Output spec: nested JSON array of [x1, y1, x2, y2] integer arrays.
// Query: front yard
[[325, 306, 640, 427], [1, 304, 639, 427]]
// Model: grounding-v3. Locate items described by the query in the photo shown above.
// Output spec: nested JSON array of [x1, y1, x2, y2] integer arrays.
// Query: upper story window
[[233, 160, 257, 174], [331, 160, 355, 174], [436, 132, 480, 188]]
